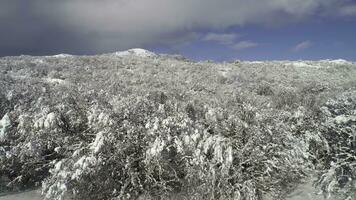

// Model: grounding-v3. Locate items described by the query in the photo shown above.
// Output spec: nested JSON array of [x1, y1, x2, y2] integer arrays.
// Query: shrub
[[1, 55, 355, 200]]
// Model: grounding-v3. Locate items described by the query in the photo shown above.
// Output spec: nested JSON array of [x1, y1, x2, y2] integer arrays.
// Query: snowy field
[[1, 49, 355, 199]]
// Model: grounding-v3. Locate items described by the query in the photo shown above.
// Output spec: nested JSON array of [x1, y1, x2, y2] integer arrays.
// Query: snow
[[0, 185, 334, 200], [50, 54, 72, 58], [6, 91, 13, 101], [115, 48, 156, 58], [146, 137, 165, 159], [74, 156, 86, 168], [74, 156, 97, 170], [244, 61, 264, 64], [34, 112, 58, 129], [334, 115, 356, 124], [0, 190, 42, 200], [91, 131, 105, 153], [34, 59, 44, 64], [44, 112, 57, 129], [279, 60, 353, 67], [54, 161, 63, 173], [43, 78, 66, 85], [8, 74, 28, 80], [330, 59, 349, 64], [283, 178, 328, 200], [71, 155, 100, 180], [289, 62, 313, 68], [0, 113, 11, 142], [324, 59, 351, 65], [54, 147, 62, 153], [2, 53, 355, 200]]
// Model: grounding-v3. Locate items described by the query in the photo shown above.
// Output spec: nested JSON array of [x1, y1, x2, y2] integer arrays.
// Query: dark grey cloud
[[0, 0, 355, 56], [0, 1, 96, 56]]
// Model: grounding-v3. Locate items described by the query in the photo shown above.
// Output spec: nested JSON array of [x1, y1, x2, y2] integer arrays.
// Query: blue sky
[[1, 0, 356, 61], [153, 18, 356, 61]]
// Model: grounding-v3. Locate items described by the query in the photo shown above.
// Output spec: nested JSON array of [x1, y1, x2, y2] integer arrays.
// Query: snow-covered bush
[[314, 92, 356, 200], [40, 96, 313, 200], [0, 53, 355, 199]]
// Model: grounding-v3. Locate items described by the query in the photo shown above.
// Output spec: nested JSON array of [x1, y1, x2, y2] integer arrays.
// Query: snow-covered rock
[[115, 48, 156, 58], [50, 54, 72, 58], [0, 113, 11, 142]]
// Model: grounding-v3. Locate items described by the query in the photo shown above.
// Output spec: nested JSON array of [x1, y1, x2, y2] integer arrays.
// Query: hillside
[[0, 49, 355, 200]]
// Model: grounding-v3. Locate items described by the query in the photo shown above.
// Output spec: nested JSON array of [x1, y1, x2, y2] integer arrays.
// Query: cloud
[[232, 41, 258, 51], [293, 40, 312, 52], [338, 5, 356, 16], [0, 0, 354, 55], [202, 33, 256, 51], [202, 33, 239, 45]]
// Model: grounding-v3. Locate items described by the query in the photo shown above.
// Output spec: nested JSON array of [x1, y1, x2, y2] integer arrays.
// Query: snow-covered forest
[[0, 49, 355, 200]]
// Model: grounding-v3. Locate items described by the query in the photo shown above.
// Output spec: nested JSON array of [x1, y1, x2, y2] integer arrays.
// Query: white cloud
[[293, 40, 312, 52], [338, 5, 356, 16], [202, 33, 257, 51], [202, 33, 239, 45], [232, 41, 258, 50]]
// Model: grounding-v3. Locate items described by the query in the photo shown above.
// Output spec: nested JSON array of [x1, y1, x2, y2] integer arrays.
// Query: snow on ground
[[285, 180, 326, 200], [0, 190, 42, 200], [243, 59, 353, 68], [284, 61, 322, 68], [115, 48, 156, 58], [0, 184, 330, 200], [289, 62, 313, 68], [243, 61, 264, 64]]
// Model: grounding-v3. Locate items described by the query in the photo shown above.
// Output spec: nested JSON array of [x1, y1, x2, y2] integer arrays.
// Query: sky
[[0, 0, 356, 61]]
